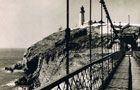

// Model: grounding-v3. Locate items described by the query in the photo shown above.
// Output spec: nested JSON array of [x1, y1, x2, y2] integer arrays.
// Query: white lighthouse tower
[[79, 6, 85, 26]]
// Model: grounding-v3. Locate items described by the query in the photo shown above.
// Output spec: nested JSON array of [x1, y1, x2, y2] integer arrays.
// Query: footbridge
[[36, 0, 140, 90], [37, 51, 140, 90]]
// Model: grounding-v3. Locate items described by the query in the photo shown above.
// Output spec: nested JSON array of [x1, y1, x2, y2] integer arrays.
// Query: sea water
[[0, 48, 26, 90]]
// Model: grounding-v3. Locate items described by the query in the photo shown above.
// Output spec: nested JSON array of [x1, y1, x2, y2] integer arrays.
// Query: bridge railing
[[36, 51, 124, 90]]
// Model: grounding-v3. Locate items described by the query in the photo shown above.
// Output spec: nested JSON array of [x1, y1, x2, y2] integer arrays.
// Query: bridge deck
[[106, 55, 140, 90], [106, 56, 129, 90], [131, 56, 140, 90]]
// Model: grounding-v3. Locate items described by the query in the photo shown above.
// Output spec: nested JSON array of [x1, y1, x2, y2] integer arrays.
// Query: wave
[[6, 79, 17, 87]]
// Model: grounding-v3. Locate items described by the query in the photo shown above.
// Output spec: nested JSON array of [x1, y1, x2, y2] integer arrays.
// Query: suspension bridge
[[36, 0, 140, 90]]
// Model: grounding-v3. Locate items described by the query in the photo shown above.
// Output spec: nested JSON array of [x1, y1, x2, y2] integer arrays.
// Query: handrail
[[36, 51, 124, 90]]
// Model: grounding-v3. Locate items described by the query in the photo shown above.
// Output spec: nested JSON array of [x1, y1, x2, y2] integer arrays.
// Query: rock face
[[11, 27, 109, 89], [123, 25, 140, 35], [8, 25, 140, 89]]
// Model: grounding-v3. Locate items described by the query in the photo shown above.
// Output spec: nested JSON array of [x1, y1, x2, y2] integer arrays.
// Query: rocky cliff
[[5, 25, 140, 89], [6, 27, 111, 89], [21, 25, 140, 89]]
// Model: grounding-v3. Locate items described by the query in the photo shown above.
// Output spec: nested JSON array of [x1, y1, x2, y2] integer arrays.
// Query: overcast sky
[[0, 0, 140, 48]]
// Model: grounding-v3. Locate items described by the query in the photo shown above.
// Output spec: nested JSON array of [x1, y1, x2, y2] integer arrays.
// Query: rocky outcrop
[[9, 27, 110, 89], [122, 25, 140, 35], [5, 61, 25, 72]]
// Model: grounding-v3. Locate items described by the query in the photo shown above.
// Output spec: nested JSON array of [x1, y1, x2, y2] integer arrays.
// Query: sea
[[0, 48, 26, 90]]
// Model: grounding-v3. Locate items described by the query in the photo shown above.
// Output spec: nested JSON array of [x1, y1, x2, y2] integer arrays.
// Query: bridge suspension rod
[[65, 0, 71, 89], [89, 0, 92, 89]]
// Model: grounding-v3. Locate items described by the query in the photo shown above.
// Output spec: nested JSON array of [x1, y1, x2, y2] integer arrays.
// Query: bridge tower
[[79, 6, 85, 26]]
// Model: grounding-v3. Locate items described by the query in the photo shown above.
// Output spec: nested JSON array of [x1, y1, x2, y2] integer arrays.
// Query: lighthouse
[[79, 6, 85, 26]]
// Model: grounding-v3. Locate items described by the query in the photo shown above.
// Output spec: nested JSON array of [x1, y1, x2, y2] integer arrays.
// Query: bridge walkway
[[131, 56, 140, 90], [106, 55, 140, 90], [106, 55, 129, 90], [37, 52, 140, 90]]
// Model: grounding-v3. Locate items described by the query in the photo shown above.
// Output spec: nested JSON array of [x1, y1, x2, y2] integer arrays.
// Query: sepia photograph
[[0, 0, 140, 90]]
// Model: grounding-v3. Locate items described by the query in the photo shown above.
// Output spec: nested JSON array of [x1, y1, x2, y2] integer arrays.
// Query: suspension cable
[[89, 0, 92, 66], [66, 0, 70, 89], [100, 0, 119, 39], [66, 0, 70, 75], [89, 0, 92, 89], [101, 0, 104, 58], [101, 1, 104, 84], [107, 19, 110, 74]]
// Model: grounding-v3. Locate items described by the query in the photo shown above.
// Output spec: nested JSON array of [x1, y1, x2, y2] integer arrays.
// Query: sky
[[0, 0, 140, 48]]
